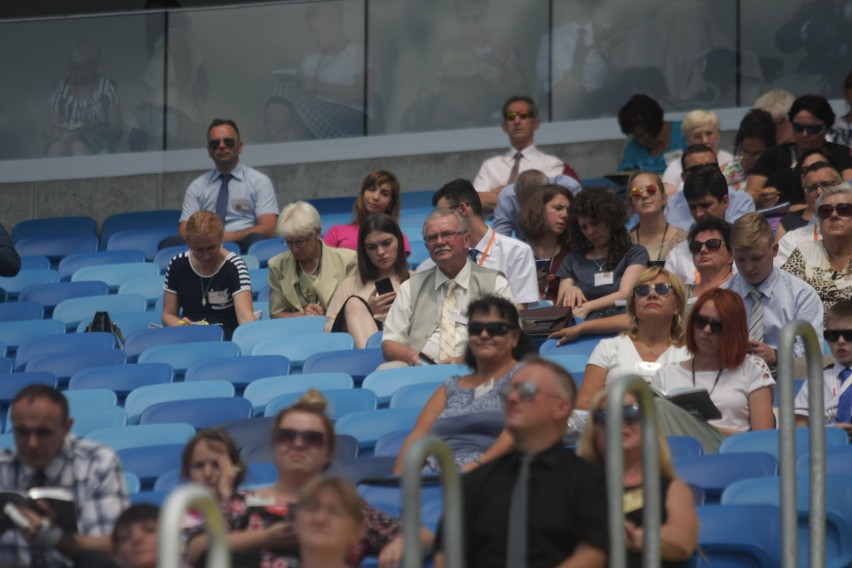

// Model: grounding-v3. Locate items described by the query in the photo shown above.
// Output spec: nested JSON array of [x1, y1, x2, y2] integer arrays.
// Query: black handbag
[[517, 306, 574, 337], [85, 311, 126, 349]]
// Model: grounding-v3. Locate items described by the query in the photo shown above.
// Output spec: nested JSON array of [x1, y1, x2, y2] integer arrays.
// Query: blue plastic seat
[[215, 417, 276, 449], [231, 318, 326, 355], [264, 388, 378, 420], [69, 363, 173, 398], [335, 408, 420, 453], [248, 269, 269, 298], [106, 228, 178, 260], [667, 435, 704, 459], [71, 263, 160, 292], [184, 355, 291, 391], [0, 320, 65, 355], [154, 462, 278, 493], [137, 341, 240, 377], [18, 281, 109, 316], [100, 210, 181, 250], [797, 444, 852, 475], [19, 256, 51, 270], [538, 335, 609, 358], [694, 504, 782, 567], [58, 250, 147, 281], [75, 311, 162, 336], [543, 353, 588, 387], [0, 269, 60, 300], [240, 435, 360, 464], [327, 456, 397, 483], [117, 276, 166, 308], [124, 472, 141, 494], [86, 423, 196, 452], [241, 254, 260, 270], [65, 389, 119, 408], [153, 246, 187, 273], [140, 397, 252, 428], [252, 333, 354, 368], [388, 382, 441, 409], [12, 216, 97, 244], [373, 429, 411, 458], [366, 331, 383, 349], [722, 474, 852, 567], [243, 373, 354, 416], [0, 372, 59, 404], [0, 302, 44, 322], [302, 349, 385, 385], [71, 406, 127, 436], [15, 332, 115, 371], [25, 349, 127, 386], [406, 240, 430, 270], [0, 358, 11, 374], [362, 364, 470, 405], [53, 293, 148, 330], [123, 326, 224, 363], [124, 380, 236, 424], [674, 452, 778, 503], [357, 481, 443, 531], [719, 427, 849, 460], [116, 444, 186, 490], [246, 239, 287, 268], [15, 234, 99, 263], [257, 286, 270, 302], [129, 491, 168, 506]]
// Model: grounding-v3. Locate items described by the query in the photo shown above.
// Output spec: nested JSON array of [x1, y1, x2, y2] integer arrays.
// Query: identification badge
[[232, 198, 250, 211], [594, 271, 614, 287], [207, 290, 229, 305], [473, 378, 495, 400]]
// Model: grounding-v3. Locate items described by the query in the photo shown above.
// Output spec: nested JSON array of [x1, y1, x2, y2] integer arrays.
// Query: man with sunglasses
[[729, 213, 823, 369], [175, 118, 279, 252], [433, 357, 608, 568], [472, 96, 567, 213]]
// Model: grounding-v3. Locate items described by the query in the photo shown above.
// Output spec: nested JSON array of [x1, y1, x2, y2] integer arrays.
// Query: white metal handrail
[[157, 484, 231, 568]]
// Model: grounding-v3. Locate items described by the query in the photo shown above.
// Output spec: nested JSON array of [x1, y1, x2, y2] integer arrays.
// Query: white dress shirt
[[473, 145, 564, 193]]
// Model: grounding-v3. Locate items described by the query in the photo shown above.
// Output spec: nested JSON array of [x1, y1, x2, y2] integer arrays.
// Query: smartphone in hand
[[375, 277, 394, 295]]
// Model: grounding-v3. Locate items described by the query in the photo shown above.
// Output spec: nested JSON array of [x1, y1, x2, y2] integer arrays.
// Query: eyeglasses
[[504, 110, 535, 121], [592, 403, 641, 426], [285, 237, 312, 249], [824, 329, 852, 342], [817, 203, 852, 219], [272, 428, 326, 448], [634, 283, 673, 297], [468, 321, 517, 336], [499, 381, 564, 402], [629, 184, 660, 199], [804, 180, 841, 195], [688, 238, 724, 254], [424, 230, 466, 245], [208, 137, 237, 150], [792, 122, 825, 136], [693, 313, 723, 335]]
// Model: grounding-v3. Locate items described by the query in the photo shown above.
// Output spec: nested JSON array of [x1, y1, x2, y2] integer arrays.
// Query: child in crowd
[[795, 299, 852, 436], [112, 504, 159, 568]]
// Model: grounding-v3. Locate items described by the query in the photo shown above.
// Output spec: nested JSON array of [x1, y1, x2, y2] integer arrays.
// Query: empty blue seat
[[184, 355, 291, 390], [248, 269, 269, 298], [243, 373, 354, 416], [124, 472, 141, 494], [0, 372, 59, 404], [137, 341, 240, 377], [667, 435, 704, 459], [252, 333, 354, 367], [86, 423, 196, 452], [25, 349, 127, 386], [406, 240, 430, 270], [327, 456, 397, 483], [0, 269, 60, 300], [117, 276, 166, 308], [53, 293, 148, 330], [373, 429, 411, 458], [71, 263, 160, 292], [75, 311, 161, 337], [106, 228, 178, 260], [241, 255, 260, 270], [100, 210, 181, 250], [797, 445, 852, 475], [302, 349, 385, 385], [695, 504, 782, 567], [0, 320, 65, 355], [116, 444, 186, 489], [264, 389, 378, 420], [674, 452, 778, 503], [71, 406, 127, 436], [0, 302, 44, 322], [362, 364, 470, 405], [65, 389, 119, 408], [335, 408, 420, 453], [69, 363, 173, 398], [388, 383, 441, 409], [12, 216, 97, 244], [231, 318, 326, 355], [58, 250, 147, 281], [19, 256, 51, 270], [123, 326, 224, 363], [15, 234, 99, 264], [0, 358, 11, 374], [140, 397, 252, 428], [124, 380, 236, 424], [18, 281, 109, 316], [719, 427, 849, 459], [366, 331, 383, 349], [216, 417, 276, 449], [15, 332, 115, 371], [246, 239, 287, 268], [153, 246, 187, 273]]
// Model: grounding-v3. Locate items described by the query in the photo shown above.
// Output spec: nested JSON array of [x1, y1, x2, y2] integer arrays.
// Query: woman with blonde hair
[[162, 210, 255, 339], [627, 171, 687, 266], [662, 109, 733, 195]]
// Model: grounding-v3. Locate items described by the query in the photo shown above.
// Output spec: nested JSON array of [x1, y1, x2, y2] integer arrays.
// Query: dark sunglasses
[[817, 203, 852, 219], [593, 403, 641, 426], [208, 137, 237, 150], [468, 321, 517, 336], [824, 329, 852, 342], [629, 184, 660, 199], [693, 313, 723, 334], [272, 428, 326, 448], [804, 180, 840, 195], [688, 238, 724, 254], [504, 110, 535, 121], [634, 283, 673, 297], [792, 122, 825, 136]]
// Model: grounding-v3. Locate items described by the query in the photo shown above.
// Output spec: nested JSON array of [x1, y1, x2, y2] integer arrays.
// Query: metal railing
[[776, 319, 826, 568], [401, 436, 464, 568], [157, 484, 231, 568], [605, 376, 662, 568]]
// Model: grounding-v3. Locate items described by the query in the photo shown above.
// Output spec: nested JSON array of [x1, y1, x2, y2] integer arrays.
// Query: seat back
[[105, 228, 177, 260], [264, 388, 377, 420], [12, 216, 97, 244], [86, 423, 196, 452], [15, 332, 115, 371], [373, 429, 411, 458], [674, 452, 778, 503], [53, 293, 148, 330], [100, 210, 181, 250], [117, 276, 167, 308], [389, 382, 442, 409], [15, 234, 99, 263], [137, 341, 240, 377], [71, 263, 160, 291], [362, 364, 470, 405], [117, 443, 186, 489], [243, 373, 354, 415], [69, 363, 174, 397], [695, 504, 782, 567], [25, 349, 127, 385], [334, 408, 420, 453], [539, 335, 609, 357], [246, 239, 287, 268], [0, 302, 44, 322], [184, 355, 291, 389], [251, 333, 354, 367], [71, 406, 127, 436], [124, 380, 236, 424], [0, 320, 65, 355], [123, 326, 224, 362], [0, 269, 60, 300], [58, 250, 147, 281], [139, 397, 252, 427], [302, 348, 385, 385], [19, 281, 109, 315], [0, 372, 59, 404], [231, 318, 326, 355], [719, 427, 849, 459]]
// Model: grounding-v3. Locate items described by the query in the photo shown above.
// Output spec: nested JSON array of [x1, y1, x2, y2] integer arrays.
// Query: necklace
[[591, 257, 607, 272], [200, 275, 215, 306], [691, 360, 724, 395], [633, 223, 670, 261]]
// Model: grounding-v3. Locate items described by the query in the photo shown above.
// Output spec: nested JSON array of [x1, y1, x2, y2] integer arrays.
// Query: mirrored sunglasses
[[634, 283, 673, 297], [629, 184, 660, 199], [592, 403, 641, 426]]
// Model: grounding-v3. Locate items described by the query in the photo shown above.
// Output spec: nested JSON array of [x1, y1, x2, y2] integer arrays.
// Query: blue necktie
[[468, 248, 480, 263], [836, 368, 852, 423], [214, 173, 232, 225]]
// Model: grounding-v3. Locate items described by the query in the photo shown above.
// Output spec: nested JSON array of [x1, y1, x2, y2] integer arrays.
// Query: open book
[[0, 487, 77, 533], [650, 386, 722, 422]]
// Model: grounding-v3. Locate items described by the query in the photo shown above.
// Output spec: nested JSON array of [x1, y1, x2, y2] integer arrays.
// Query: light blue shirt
[[728, 267, 824, 357], [492, 174, 581, 238], [664, 190, 756, 232]]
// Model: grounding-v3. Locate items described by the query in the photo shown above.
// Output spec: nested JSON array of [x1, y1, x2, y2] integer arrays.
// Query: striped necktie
[[748, 289, 764, 343], [438, 281, 458, 361]]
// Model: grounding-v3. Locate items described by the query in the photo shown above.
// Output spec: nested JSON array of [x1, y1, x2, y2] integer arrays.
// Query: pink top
[[323, 223, 412, 254]]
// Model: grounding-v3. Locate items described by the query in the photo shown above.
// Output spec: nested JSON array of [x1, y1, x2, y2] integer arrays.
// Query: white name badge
[[474, 378, 495, 400], [594, 271, 614, 287], [207, 290, 229, 305]]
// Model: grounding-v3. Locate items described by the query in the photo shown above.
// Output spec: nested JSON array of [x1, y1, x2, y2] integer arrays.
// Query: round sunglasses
[[629, 184, 660, 199]]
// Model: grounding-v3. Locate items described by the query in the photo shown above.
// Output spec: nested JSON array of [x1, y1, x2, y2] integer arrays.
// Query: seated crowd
[[3, 87, 852, 568]]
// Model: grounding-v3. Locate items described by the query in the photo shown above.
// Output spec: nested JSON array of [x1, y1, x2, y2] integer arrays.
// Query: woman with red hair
[[651, 288, 775, 452]]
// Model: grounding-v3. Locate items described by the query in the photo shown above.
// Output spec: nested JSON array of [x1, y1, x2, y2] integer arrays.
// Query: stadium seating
[[389, 383, 441, 409], [11, 216, 97, 244], [243, 373, 354, 416], [15, 234, 99, 264], [246, 239, 288, 267], [335, 408, 420, 453], [58, 250, 146, 281], [263, 388, 378, 420], [362, 364, 469, 405], [123, 325, 224, 362], [86, 423, 196, 452], [100, 210, 181, 250], [117, 444, 186, 490], [302, 348, 385, 385], [231, 317, 326, 355], [69, 363, 174, 398], [139, 397, 252, 428], [25, 349, 127, 385], [674, 452, 778, 503], [136, 341, 240, 377], [694, 504, 782, 567], [252, 333, 354, 368], [185, 355, 291, 391], [15, 332, 115, 371], [124, 380, 236, 424], [52, 293, 148, 330], [719, 427, 849, 460], [105, 228, 177, 260], [0, 269, 60, 300], [71, 262, 160, 292], [0, 301, 44, 322], [19, 280, 109, 316]]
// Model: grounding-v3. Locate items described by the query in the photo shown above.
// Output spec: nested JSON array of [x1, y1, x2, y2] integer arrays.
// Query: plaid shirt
[[0, 435, 129, 567]]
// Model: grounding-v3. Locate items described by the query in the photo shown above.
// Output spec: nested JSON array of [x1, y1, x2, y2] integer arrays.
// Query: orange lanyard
[[814, 224, 819, 241], [477, 230, 497, 266]]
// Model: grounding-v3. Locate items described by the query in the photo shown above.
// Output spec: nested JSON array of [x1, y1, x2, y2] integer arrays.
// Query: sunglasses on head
[[504, 110, 535, 121], [688, 238, 724, 254], [629, 184, 660, 199], [693, 313, 723, 334], [272, 428, 326, 448], [817, 203, 852, 219], [468, 321, 516, 337], [792, 122, 825, 136], [208, 137, 237, 150], [804, 180, 841, 195], [593, 403, 641, 426], [634, 283, 673, 297], [824, 329, 852, 342]]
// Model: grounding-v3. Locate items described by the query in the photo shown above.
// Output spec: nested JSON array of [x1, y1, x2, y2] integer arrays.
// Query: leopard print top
[[780, 241, 852, 317]]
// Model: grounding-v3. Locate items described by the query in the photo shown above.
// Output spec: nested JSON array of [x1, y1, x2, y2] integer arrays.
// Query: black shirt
[[436, 442, 608, 568], [750, 142, 852, 204], [625, 477, 689, 568]]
